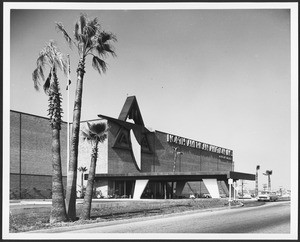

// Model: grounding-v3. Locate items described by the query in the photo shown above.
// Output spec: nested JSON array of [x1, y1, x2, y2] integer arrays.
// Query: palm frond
[[80, 128, 92, 142], [88, 17, 100, 31], [38, 65, 45, 81], [78, 166, 87, 172], [92, 56, 107, 74], [43, 71, 52, 94], [99, 43, 117, 57], [32, 69, 40, 90], [55, 22, 73, 49], [86, 38, 93, 49], [61, 57, 68, 75], [85, 17, 100, 38], [98, 133, 107, 143], [99, 31, 117, 44], [79, 13, 87, 35], [36, 53, 47, 67], [33, 41, 67, 94], [87, 122, 108, 142], [74, 22, 80, 41]]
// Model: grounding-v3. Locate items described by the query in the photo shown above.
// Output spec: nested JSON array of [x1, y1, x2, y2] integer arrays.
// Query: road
[[63, 201, 290, 233]]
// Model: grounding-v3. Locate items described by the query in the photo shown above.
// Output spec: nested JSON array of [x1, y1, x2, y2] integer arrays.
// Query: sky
[[6, 3, 297, 191]]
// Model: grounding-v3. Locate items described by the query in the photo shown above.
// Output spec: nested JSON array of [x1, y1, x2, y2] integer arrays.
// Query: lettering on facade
[[167, 133, 233, 158]]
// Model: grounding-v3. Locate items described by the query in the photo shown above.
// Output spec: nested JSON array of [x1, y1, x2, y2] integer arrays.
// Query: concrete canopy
[[91, 171, 255, 182]]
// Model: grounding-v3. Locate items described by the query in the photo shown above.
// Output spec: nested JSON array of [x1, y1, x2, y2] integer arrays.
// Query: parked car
[[201, 193, 211, 198], [238, 193, 252, 199], [257, 191, 278, 202]]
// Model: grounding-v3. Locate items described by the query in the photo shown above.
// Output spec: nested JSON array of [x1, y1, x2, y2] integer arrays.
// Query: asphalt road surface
[[66, 201, 290, 234]]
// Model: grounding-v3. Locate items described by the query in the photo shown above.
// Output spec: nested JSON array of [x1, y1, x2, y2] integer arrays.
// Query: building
[[10, 110, 68, 199], [78, 96, 255, 199], [9, 96, 255, 199]]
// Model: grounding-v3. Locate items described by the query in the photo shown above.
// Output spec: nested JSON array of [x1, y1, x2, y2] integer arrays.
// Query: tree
[[32, 41, 68, 223], [79, 122, 108, 220], [56, 13, 117, 220], [78, 166, 87, 198]]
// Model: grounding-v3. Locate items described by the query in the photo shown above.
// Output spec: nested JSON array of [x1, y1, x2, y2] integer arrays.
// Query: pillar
[[202, 179, 220, 198], [133, 180, 149, 199]]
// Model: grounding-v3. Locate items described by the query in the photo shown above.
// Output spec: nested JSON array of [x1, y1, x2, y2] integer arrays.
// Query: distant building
[[10, 96, 255, 199]]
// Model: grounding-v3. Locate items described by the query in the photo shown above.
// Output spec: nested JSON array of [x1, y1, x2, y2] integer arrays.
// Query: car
[[257, 191, 278, 202], [201, 193, 211, 198], [238, 193, 252, 199]]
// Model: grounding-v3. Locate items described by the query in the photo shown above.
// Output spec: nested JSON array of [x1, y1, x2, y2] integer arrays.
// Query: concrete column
[[202, 179, 220, 198], [220, 180, 229, 196], [133, 180, 148, 199], [175, 181, 186, 196], [223, 180, 235, 198], [124, 181, 126, 196]]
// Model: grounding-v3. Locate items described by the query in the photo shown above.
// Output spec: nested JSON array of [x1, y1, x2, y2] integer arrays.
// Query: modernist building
[[78, 96, 255, 199], [10, 96, 255, 199]]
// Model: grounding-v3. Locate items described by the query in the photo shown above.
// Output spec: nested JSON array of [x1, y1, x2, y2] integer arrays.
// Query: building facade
[[10, 96, 255, 199], [10, 111, 68, 199], [78, 96, 254, 199]]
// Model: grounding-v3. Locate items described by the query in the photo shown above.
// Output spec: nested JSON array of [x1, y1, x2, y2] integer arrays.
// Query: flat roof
[[92, 171, 255, 182]]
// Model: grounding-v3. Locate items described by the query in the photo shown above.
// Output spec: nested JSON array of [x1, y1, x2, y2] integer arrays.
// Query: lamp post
[[66, 54, 71, 188], [263, 170, 273, 192], [255, 165, 260, 197], [172, 147, 183, 198], [172, 147, 178, 172]]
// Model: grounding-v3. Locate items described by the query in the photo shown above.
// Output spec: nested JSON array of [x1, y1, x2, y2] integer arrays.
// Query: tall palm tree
[[56, 13, 117, 220], [32, 41, 68, 223], [80, 122, 108, 220], [78, 166, 87, 198]]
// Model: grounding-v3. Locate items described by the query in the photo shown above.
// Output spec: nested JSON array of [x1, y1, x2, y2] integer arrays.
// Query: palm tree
[[78, 166, 87, 198], [80, 122, 108, 220], [32, 41, 68, 223], [56, 13, 117, 220]]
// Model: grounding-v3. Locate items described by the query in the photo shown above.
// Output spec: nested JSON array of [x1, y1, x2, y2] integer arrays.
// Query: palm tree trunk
[[50, 69, 68, 223], [80, 143, 98, 220], [66, 57, 86, 220], [81, 172, 84, 198], [50, 128, 68, 223]]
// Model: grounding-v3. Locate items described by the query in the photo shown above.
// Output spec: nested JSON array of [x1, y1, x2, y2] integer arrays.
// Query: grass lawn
[[9, 198, 239, 233]]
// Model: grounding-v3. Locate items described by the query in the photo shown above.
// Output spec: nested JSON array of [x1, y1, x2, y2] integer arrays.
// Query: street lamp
[[263, 170, 273, 192], [172, 147, 183, 199], [172, 147, 183, 172]]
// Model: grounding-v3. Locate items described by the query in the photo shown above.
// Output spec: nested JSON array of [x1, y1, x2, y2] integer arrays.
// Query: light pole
[[66, 54, 71, 174], [172, 147, 178, 172], [263, 170, 273, 192], [172, 147, 183, 172], [255, 165, 260, 197], [172, 147, 183, 198]]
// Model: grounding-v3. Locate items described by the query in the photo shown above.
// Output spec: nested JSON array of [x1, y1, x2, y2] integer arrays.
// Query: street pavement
[[26, 200, 291, 235]]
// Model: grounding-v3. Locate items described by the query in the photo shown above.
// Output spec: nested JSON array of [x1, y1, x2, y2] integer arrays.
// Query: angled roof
[[118, 96, 144, 126], [98, 114, 151, 133]]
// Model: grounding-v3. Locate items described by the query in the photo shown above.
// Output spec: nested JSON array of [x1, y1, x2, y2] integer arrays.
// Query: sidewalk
[[10, 199, 85, 206]]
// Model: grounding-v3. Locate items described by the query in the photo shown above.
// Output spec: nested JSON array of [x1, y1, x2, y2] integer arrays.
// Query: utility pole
[[255, 165, 260, 197], [241, 180, 244, 198]]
